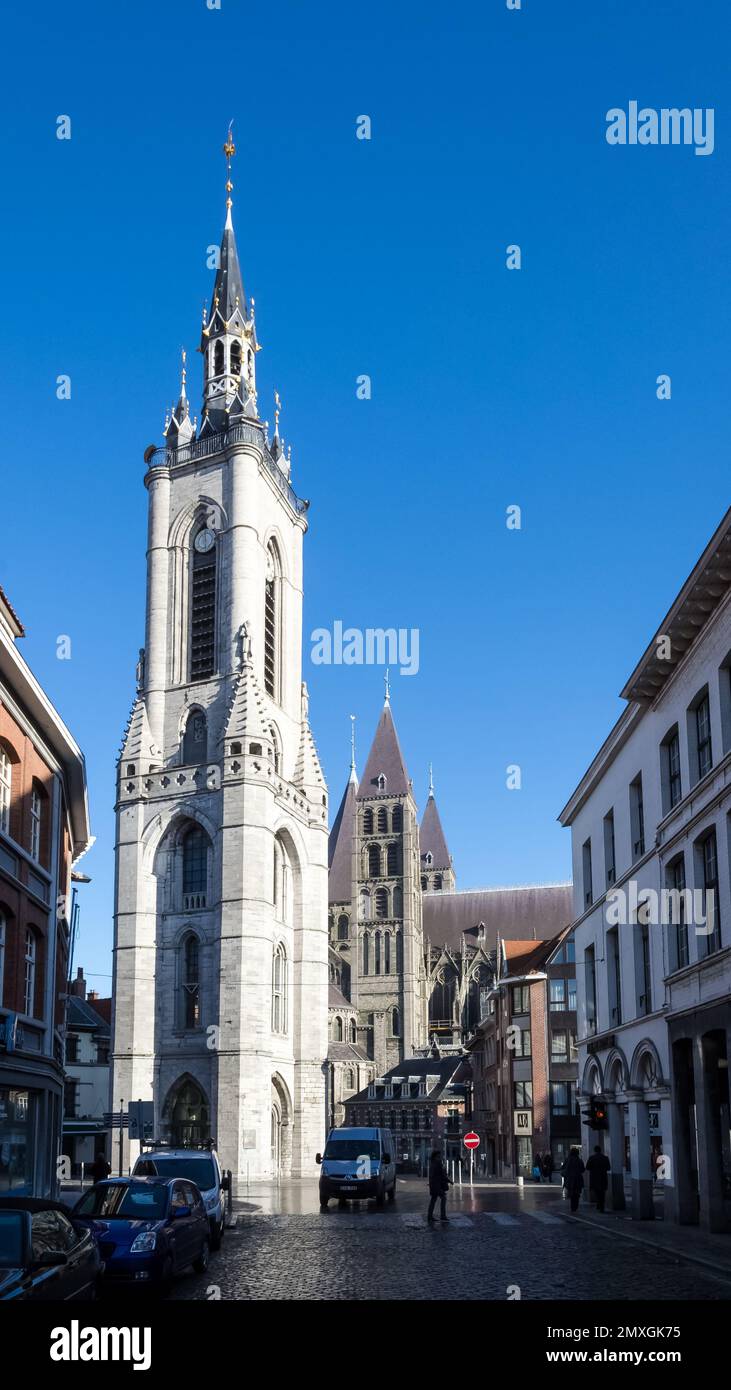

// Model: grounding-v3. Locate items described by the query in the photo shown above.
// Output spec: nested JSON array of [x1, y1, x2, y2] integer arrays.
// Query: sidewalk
[[567, 1200, 731, 1279]]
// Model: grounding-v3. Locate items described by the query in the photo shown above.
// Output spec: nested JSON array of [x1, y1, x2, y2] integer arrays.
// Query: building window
[[182, 933, 201, 1029], [511, 985, 530, 1014], [182, 826, 208, 909], [0, 748, 11, 835], [367, 845, 381, 877], [363, 932, 369, 976], [550, 1082, 576, 1116], [359, 889, 371, 921], [391, 1007, 400, 1037], [667, 854, 689, 971], [567, 978, 577, 1011], [549, 979, 566, 1011], [695, 691, 713, 781], [630, 774, 645, 859], [392, 805, 402, 832], [698, 829, 721, 956], [386, 842, 400, 875], [334, 1015, 343, 1042], [516, 1028, 531, 1058], [551, 1030, 569, 1060], [514, 1081, 532, 1108], [434, 874, 443, 890], [190, 528, 217, 681], [337, 913, 349, 941], [363, 809, 374, 834], [421, 876, 427, 890], [585, 944, 597, 1035], [582, 838, 593, 907], [272, 944, 287, 1033], [636, 923, 651, 1017], [23, 930, 36, 1017], [374, 931, 381, 975], [29, 786, 42, 862], [230, 339, 242, 377], [345, 1068, 355, 1090], [393, 885, 403, 917], [375, 888, 388, 919], [377, 807, 388, 833], [607, 928, 622, 1026], [603, 809, 616, 887], [384, 932, 391, 974], [182, 709, 208, 764], [264, 541, 281, 700], [65, 1034, 79, 1064], [349, 1019, 357, 1044]]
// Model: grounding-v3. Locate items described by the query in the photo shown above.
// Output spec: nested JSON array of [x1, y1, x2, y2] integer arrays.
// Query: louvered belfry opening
[[264, 576, 276, 694], [191, 543, 216, 679]]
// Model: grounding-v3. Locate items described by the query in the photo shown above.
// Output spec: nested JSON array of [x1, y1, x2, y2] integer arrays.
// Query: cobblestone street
[[169, 1178, 731, 1302]]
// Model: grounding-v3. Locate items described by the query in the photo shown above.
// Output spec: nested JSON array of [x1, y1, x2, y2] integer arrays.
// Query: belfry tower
[[329, 686, 428, 1073], [111, 135, 329, 1183]]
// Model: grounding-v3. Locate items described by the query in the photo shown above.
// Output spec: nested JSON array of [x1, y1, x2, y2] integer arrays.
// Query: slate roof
[[210, 214, 247, 323], [328, 983, 353, 1011], [422, 884, 573, 954], [420, 793, 451, 869], [67, 997, 110, 1035], [347, 1054, 471, 1105], [357, 703, 410, 799], [328, 773, 357, 903], [327, 1042, 370, 1062]]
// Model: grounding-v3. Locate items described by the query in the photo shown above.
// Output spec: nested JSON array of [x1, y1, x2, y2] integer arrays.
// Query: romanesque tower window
[[392, 1007, 400, 1037], [264, 541, 282, 700], [349, 1020, 357, 1044], [190, 527, 217, 681], [181, 932, 201, 1029], [384, 932, 391, 974], [363, 933, 369, 975], [375, 931, 382, 974], [338, 913, 349, 941], [387, 842, 400, 875], [392, 805, 402, 832], [334, 1016, 343, 1042], [375, 888, 388, 919], [363, 808, 373, 834], [182, 826, 208, 910], [377, 807, 388, 833], [272, 944, 287, 1034], [359, 889, 371, 920], [393, 885, 403, 917], [367, 845, 381, 877]]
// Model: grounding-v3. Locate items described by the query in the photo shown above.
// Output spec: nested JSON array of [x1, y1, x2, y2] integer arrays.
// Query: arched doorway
[[271, 1075, 293, 1177], [164, 1077, 211, 1148]]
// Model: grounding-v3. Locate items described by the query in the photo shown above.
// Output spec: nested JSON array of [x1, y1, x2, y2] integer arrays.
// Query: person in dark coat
[[586, 1145, 611, 1212], [542, 1152, 554, 1184], [427, 1148, 450, 1223], [90, 1150, 111, 1185], [561, 1147, 585, 1212]]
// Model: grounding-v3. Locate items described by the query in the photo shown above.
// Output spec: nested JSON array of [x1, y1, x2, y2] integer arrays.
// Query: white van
[[316, 1127, 397, 1209]]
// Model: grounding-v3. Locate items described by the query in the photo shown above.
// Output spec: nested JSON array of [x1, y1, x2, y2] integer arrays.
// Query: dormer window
[[377, 774, 386, 791], [425, 852, 433, 867]]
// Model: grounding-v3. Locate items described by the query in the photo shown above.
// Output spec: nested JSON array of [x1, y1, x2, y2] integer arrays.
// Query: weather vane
[[223, 122, 236, 209]]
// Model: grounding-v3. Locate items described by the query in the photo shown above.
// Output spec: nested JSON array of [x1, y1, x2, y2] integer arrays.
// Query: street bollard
[[517, 1175, 524, 1188]]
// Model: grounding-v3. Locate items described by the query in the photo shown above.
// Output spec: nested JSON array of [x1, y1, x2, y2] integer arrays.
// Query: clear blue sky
[[2, 1, 728, 992]]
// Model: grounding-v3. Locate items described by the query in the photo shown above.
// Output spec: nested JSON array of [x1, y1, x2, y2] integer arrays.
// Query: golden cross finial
[[223, 123, 235, 208]]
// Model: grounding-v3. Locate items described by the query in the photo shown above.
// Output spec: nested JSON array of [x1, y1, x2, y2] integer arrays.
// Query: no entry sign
[[463, 1131, 480, 1150]]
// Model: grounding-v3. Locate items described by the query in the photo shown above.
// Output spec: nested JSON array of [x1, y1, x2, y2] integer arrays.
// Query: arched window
[[269, 725, 281, 774], [375, 931, 381, 975], [392, 1007, 400, 1038], [264, 541, 282, 700], [346, 1066, 355, 1088], [183, 709, 208, 764], [0, 911, 5, 1005], [29, 783, 43, 862], [230, 339, 242, 378], [367, 845, 381, 877], [334, 1015, 344, 1042], [434, 873, 443, 890], [359, 889, 371, 921], [387, 842, 400, 875], [421, 876, 428, 890], [363, 808, 374, 834], [272, 944, 287, 1033], [182, 826, 208, 909], [338, 913, 349, 941], [23, 929, 36, 1017], [213, 340, 224, 376], [190, 527, 217, 680], [384, 932, 391, 974], [0, 746, 12, 835], [377, 807, 389, 833], [169, 1079, 210, 1148], [393, 885, 403, 917], [349, 1019, 357, 1045], [181, 933, 201, 1029], [273, 836, 291, 924], [392, 805, 403, 832], [375, 887, 389, 919], [396, 933, 403, 972], [363, 932, 369, 975]]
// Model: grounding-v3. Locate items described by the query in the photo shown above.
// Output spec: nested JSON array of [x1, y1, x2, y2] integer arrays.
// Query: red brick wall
[[529, 979, 549, 1155]]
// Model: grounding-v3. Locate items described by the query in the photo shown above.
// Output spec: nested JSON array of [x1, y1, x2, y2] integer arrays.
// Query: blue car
[[72, 1177, 210, 1294]]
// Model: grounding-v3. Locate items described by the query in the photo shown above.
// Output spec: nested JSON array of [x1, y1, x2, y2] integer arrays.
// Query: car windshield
[[76, 1183, 169, 1220], [323, 1140, 380, 1161], [135, 1157, 215, 1190], [0, 1211, 24, 1267]]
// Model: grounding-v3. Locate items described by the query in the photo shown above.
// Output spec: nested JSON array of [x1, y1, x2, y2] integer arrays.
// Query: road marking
[[482, 1212, 520, 1226], [526, 1211, 563, 1225]]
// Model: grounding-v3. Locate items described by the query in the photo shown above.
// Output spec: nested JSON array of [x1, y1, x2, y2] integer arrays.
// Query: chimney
[[70, 966, 86, 1000]]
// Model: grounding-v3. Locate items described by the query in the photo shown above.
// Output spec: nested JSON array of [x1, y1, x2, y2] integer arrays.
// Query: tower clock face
[[194, 528, 215, 553]]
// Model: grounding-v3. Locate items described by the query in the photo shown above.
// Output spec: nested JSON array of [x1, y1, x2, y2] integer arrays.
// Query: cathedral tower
[[419, 768, 456, 893], [329, 689, 428, 1074], [111, 138, 329, 1184]]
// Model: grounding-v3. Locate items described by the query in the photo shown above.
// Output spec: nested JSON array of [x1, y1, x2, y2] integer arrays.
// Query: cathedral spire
[[349, 714, 357, 785], [199, 129, 259, 434]]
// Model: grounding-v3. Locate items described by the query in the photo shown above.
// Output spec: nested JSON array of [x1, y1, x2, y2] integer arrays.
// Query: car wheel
[[319, 1198, 329, 1210], [387, 1183, 396, 1203], [193, 1239, 210, 1275]]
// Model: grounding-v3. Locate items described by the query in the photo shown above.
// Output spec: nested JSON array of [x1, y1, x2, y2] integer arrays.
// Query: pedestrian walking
[[561, 1147, 585, 1213], [532, 1152, 543, 1182], [427, 1148, 450, 1223], [89, 1150, 111, 1185], [586, 1145, 611, 1212], [542, 1152, 554, 1184]]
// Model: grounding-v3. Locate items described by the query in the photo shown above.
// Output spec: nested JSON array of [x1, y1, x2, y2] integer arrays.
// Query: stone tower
[[111, 140, 329, 1184], [329, 691, 428, 1073], [419, 769, 456, 893]]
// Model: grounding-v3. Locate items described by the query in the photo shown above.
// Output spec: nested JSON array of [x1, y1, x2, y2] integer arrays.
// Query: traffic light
[[581, 1097, 608, 1130]]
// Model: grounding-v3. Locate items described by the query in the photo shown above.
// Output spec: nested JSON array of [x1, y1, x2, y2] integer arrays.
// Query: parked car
[[131, 1144, 228, 1249], [0, 1197, 102, 1301], [72, 1177, 210, 1294], [316, 1127, 397, 1208]]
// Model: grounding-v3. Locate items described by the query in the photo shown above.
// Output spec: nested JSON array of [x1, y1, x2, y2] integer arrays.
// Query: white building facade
[[111, 158, 329, 1185], [560, 509, 731, 1232]]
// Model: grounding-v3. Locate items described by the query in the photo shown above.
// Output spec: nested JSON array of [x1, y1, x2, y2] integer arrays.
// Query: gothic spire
[[420, 785, 452, 872], [357, 698, 410, 799]]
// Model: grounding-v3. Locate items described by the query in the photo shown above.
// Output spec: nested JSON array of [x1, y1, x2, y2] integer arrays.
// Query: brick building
[[468, 926, 579, 1178], [343, 1052, 472, 1174], [63, 967, 111, 1177], [0, 587, 91, 1196]]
